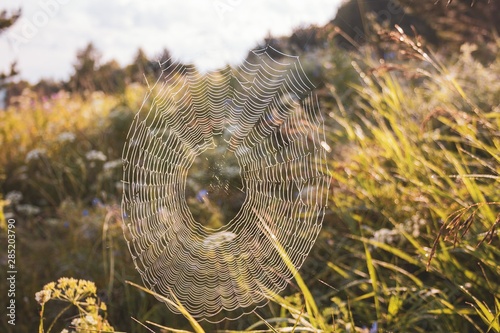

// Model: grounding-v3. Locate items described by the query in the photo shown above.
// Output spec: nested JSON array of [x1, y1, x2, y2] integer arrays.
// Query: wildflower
[[401, 215, 427, 238], [66, 288, 75, 299], [57, 277, 71, 289], [67, 278, 78, 289], [71, 318, 81, 326], [16, 204, 41, 216], [57, 132, 76, 143], [36, 278, 114, 332], [35, 289, 52, 305], [85, 150, 107, 162], [203, 231, 237, 250], [25, 148, 46, 162], [372, 228, 398, 244], [86, 281, 97, 294], [196, 189, 209, 203], [103, 159, 122, 171], [115, 181, 123, 191], [77, 279, 96, 294], [5, 191, 23, 205], [84, 314, 97, 325], [44, 282, 56, 291]]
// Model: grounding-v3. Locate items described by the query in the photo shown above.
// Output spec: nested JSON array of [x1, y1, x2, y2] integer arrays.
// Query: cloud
[[0, 0, 340, 82]]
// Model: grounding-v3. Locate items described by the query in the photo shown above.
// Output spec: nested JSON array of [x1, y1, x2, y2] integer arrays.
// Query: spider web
[[122, 46, 331, 322]]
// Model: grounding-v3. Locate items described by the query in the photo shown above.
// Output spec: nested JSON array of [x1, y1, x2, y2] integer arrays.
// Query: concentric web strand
[[122, 46, 331, 322]]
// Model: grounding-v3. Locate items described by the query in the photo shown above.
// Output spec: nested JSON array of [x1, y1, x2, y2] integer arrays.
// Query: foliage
[[0, 8, 20, 33], [0, 86, 145, 206], [315, 27, 499, 332], [331, 0, 499, 55], [1, 15, 499, 333], [36, 277, 114, 333], [0, 8, 21, 82]]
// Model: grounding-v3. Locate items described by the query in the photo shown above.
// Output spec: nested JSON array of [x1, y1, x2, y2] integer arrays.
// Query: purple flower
[[196, 189, 209, 203]]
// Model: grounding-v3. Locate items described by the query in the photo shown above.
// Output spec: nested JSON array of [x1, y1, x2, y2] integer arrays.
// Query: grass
[[318, 28, 499, 332], [1, 29, 499, 332]]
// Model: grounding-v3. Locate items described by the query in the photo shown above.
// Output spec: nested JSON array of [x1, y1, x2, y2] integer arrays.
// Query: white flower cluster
[[57, 131, 76, 143], [5, 191, 23, 205], [17, 204, 41, 216], [85, 150, 107, 162], [370, 215, 427, 245], [68, 314, 102, 332], [103, 159, 122, 171], [35, 289, 52, 305], [403, 215, 426, 238], [25, 148, 46, 162], [372, 228, 399, 244]]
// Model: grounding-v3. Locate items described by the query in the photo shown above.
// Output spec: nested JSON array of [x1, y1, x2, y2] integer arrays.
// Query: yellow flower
[[65, 288, 75, 299], [100, 302, 107, 311], [43, 282, 55, 291], [36, 277, 115, 332], [57, 277, 70, 289], [86, 281, 97, 294], [67, 278, 78, 289]]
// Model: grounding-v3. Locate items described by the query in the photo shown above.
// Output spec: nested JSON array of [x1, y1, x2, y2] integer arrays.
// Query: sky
[[0, 0, 341, 83]]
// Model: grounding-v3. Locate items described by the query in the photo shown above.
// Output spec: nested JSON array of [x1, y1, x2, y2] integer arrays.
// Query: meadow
[[0, 27, 498, 332]]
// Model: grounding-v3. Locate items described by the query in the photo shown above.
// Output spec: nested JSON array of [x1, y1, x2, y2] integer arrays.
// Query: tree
[[94, 59, 126, 94], [126, 48, 156, 84], [330, 0, 499, 58], [0, 8, 21, 108], [330, 0, 436, 50], [0, 9, 20, 33], [0, 9, 21, 82], [398, 0, 499, 49], [69, 42, 102, 93]]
